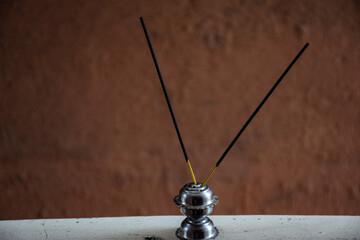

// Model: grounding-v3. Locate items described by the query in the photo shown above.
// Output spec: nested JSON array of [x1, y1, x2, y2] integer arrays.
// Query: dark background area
[[0, 0, 360, 220]]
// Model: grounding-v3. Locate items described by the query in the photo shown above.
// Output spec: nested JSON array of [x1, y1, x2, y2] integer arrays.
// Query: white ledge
[[1, 215, 359, 239]]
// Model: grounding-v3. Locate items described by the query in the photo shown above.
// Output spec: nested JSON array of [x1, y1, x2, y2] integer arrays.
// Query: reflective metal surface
[[174, 183, 219, 239]]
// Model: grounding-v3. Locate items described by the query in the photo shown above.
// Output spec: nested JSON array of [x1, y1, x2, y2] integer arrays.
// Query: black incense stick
[[140, 17, 197, 183], [203, 43, 309, 185]]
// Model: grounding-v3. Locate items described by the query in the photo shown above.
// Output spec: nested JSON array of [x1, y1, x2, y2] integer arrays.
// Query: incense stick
[[202, 43, 309, 186], [140, 17, 197, 184]]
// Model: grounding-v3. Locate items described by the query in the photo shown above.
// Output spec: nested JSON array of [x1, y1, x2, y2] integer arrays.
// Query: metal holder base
[[176, 217, 218, 240]]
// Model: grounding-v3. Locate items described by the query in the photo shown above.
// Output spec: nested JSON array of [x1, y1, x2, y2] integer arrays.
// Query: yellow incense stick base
[[187, 160, 197, 184], [202, 165, 217, 186]]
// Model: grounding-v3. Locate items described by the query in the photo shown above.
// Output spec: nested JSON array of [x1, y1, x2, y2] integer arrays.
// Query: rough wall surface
[[0, 0, 359, 219]]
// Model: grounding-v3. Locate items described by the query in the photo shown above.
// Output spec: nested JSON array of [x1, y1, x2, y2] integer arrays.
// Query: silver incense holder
[[174, 183, 219, 240]]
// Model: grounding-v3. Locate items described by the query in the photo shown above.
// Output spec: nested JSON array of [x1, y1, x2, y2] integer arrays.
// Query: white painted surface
[[0, 215, 359, 240]]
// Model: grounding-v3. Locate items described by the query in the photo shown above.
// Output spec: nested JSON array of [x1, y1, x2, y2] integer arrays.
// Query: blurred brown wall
[[0, 0, 359, 219]]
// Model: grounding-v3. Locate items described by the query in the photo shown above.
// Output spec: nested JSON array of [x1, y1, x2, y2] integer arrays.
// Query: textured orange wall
[[0, 0, 360, 219]]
